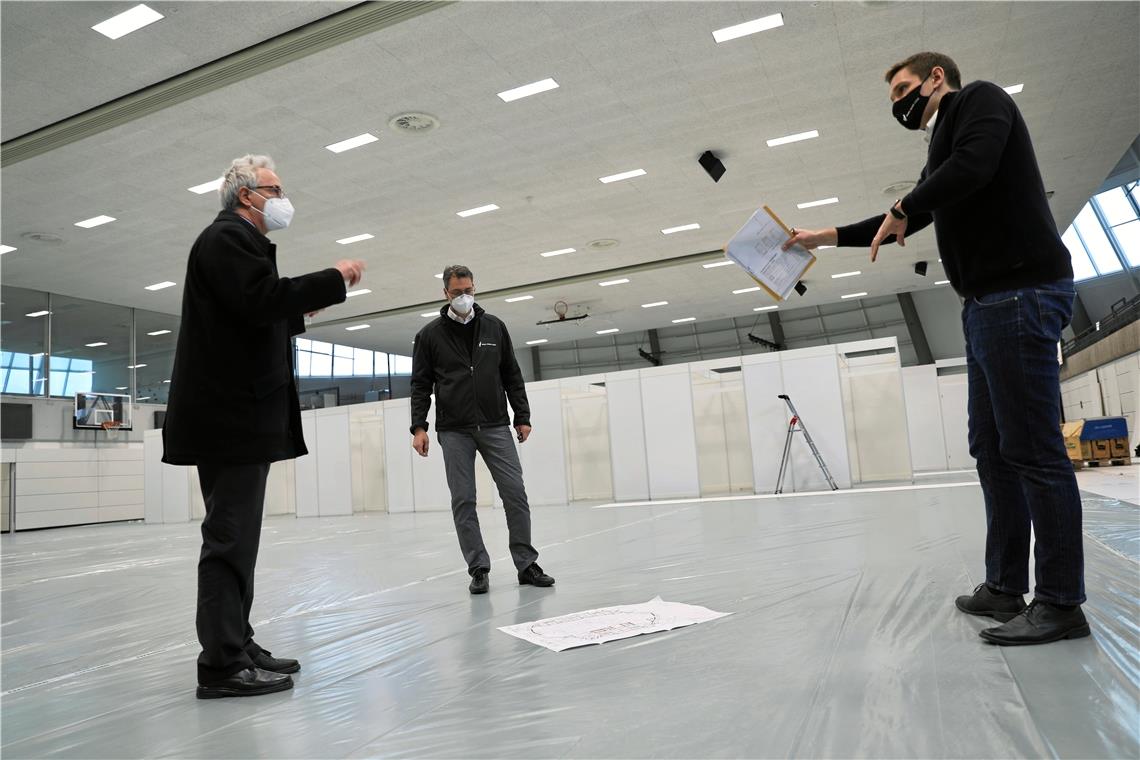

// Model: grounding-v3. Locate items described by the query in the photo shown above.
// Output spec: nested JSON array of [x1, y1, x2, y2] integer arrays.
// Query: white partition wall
[[902, 365, 950, 472], [742, 353, 789, 493], [294, 413, 320, 518], [936, 361, 973, 470], [10, 445, 145, 530], [515, 381, 569, 506], [690, 361, 754, 496], [780, 345, 853, 491], [294, 408, 352, 517], [561, 382, 613, 502], [640, 365, 701, 499], [411, 401, 451, 512], [349, 403, 387, 513], [264, 461, 296, 517], [382, 399, 415, 513], [605, 370, 650, 502], [838, 339, 912, 482], [143, 430, 192, 524]]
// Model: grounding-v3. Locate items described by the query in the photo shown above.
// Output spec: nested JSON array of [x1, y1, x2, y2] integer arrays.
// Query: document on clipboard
[[725, 206, 816, 301]]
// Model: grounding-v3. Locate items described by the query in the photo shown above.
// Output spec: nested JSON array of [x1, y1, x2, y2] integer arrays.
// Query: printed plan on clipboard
[[724, 206, 816, 301]]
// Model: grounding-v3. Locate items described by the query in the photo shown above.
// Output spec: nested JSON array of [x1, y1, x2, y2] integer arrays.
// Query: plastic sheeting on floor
[[1, 485, 1137, 758]]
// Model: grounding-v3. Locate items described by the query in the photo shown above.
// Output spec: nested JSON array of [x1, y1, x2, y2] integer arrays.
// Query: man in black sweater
[[786, 52, 1087, 646], [410, 265, 554, 595]]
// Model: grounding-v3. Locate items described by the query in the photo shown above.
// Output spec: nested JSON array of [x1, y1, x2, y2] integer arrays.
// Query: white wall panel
[[314, 408, 352, 516], [515, 382, 569, 506], [640, 366, 701, 499], [742, 353, 788, 494], [412, 400, 451, 512], [294, 411, 319, 518], [902, 366, 949, 472], [780, 346, 852, 491], [605, 371, 649, 502], [382, 399, 414, 514], [938, 373, 973, 470]]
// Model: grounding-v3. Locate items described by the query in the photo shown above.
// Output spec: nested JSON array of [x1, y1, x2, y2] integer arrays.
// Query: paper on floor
[[499, 596, 731, 652]]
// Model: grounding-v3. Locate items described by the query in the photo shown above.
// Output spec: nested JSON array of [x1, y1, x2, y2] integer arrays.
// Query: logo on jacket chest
[[479, 341, 497, 348]]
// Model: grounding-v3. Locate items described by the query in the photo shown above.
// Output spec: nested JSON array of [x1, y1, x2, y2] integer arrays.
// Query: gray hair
[[442, 265, 474, 288], [219, 154, 275, 210]]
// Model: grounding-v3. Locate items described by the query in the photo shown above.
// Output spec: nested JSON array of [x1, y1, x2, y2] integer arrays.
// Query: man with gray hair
[[164, 155, 365, 698], [410, 265, 554, 595]]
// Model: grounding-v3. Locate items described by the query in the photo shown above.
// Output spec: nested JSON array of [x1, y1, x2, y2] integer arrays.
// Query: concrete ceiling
[[2, 1, 1137, 355]]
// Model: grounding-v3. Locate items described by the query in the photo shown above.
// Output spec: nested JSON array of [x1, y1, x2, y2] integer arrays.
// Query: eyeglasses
[[253, 185, 285, 198], [447, 288, 475, 297]]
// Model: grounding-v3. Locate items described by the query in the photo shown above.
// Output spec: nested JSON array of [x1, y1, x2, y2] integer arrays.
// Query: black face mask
[[892, 75, 932, 130]]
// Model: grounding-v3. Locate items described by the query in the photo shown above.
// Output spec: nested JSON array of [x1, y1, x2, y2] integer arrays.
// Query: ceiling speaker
[[698, 151, 726, 183]]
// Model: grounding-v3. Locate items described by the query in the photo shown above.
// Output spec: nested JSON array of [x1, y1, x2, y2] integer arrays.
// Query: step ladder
[[775, 394, 839, 494]]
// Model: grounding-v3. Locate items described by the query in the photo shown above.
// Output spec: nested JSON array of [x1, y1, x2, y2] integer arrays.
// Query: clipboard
[[724, 206, 817, 302]]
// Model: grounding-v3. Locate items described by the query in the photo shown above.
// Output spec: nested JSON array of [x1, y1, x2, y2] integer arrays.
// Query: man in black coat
[[785, 53, 1087, 646], [410, 265, 554, 595], [163, 154, 365, 697]]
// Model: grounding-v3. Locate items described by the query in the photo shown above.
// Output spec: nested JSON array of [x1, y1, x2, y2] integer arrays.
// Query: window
[[1063, 180, 1140, 280], [292, 339, 399, 379]]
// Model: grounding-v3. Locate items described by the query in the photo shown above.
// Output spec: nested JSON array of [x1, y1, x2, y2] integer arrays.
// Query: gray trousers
[[438, 426, 539, 575]]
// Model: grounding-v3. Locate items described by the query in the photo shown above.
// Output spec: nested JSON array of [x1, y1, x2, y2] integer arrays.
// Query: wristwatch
[[889, 199, 907, 220]]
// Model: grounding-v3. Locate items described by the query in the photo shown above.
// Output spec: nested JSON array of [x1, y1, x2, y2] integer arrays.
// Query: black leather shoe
[[196, 667, 293, 699], [955, 583, 1027, 622], [469, 568, 489, 595], [250, 648, 300, 674], [518, 563, 555, 588], [979, 600, 1091, 646]]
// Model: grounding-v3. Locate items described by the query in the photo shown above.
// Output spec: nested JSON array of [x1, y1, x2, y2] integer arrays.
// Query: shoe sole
[[979, 623, 1091, 646], [518, 579, 555, 587], [469, 585, 488, 595], [196, 679, 293, 699], [955, 600, 1024, 623], [260, 663, 300, 674]]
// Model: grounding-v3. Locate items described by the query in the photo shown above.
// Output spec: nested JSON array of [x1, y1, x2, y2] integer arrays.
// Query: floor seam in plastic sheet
[[2, 485, 1137, 759]]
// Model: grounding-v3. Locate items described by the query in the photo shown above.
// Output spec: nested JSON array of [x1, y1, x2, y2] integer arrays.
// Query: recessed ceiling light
[[526, 339, 548, 346], [599, 278, 630, 287], [754, 305, 778, 312], [147, 329, 171, 336], [325, 133, 379, 153], [597, 328, 620, 335], [1003, 84, 1024, 95], [497, 78, 560, 102], [797, 197, 839, 209], [935, 280, 950, 285], [115, 386, 128, 391], [817, 245, 837, 250], [92, 4, 163, 40], [434, 273, 444, 279], [505, 295, 534, 303], [26, 310, 50, 318], [75, 215, 116, 228], [336, 233, 374, 245], [128, 363, 147, 369], [599, 169, 646, 184], [662, 223, 700, 235], [137, 397, 151, 402], [733, 287, 761, 294], [0, 245, 15, 255], [712, 13, 784, 43], [642, 301, 669, 308], [145, 281, 176, 291], [703, 260, 733, 269], [841, 292, 868, 300], [188, 177, 223, 194], [346, 289, 371, 298], [457, 204, 499, 217], [672, 317, 697, 324], [85, 341, 108, 347], [766, 129, 819, 147], [540, 248, 576, 258], [831, 271, 861, 279], [421, 312, 438, 318], [345, 324, 370, 331], [163, 380, 171, 384]]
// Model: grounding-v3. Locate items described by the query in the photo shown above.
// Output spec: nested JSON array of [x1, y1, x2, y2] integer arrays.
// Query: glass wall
[[134, 310, 179, 404], [0, 286, 49, 396], [294, 338, 414, 407], [48, 294, 132, 398]]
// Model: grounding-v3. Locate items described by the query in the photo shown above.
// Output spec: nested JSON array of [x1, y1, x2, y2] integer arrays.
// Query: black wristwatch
[[889, 200, 907, 220]]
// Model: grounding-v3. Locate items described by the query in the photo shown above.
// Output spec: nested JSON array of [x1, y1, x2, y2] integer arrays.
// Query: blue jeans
[[962, 278, 1085, 606]]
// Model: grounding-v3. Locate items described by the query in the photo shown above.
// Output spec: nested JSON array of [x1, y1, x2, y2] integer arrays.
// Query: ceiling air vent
[[882, 181, 916, 197], [587, 238, 620, 251], [388, 112, 440, 134]]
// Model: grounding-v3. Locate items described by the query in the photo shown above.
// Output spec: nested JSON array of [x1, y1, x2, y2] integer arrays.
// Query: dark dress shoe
[[250, 648, 300, 674], [955, 583, 1026, 622], [518, 563, 555, 588], [196, 667, 293, 699], [979, 600, 1091, 646], [469, 568, 489, 595]]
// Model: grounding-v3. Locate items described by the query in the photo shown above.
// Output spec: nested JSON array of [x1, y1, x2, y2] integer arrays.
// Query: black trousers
[[195, 462, 270, 684]]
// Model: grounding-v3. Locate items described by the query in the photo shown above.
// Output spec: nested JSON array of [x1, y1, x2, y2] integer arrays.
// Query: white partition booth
[[139, 338, 971, 522]]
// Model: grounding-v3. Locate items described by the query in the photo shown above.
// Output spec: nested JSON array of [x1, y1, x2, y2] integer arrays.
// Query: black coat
[[162, 211, 346, 465], [410, 304, 530, 434]]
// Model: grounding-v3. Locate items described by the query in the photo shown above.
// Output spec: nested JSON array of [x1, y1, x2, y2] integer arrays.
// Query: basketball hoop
[[100, 420, 123, 441]]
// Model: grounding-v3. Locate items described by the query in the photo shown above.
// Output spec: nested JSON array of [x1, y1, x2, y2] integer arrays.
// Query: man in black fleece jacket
[[786, 52, 1087, 647], [410, 265, 554, 595]]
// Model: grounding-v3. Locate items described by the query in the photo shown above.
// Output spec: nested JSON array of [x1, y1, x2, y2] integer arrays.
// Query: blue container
[[1080, 417, 1129, 441]]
